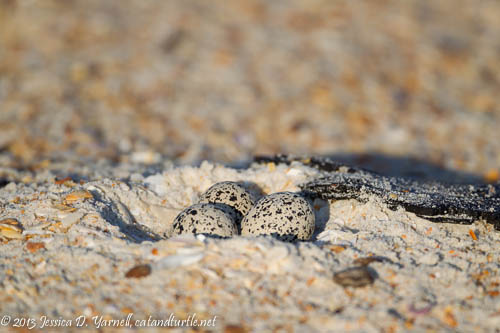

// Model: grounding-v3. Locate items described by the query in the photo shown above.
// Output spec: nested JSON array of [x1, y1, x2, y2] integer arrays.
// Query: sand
[[1, 160, 499, 332]]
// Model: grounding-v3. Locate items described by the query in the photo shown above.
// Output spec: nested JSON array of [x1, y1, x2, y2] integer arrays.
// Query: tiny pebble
[[172, 203, 237, 237], [125, 264, 152, 278], [241, 192, 315, 242], [353, 256, 384, 266], [333, 266, 375, 288]]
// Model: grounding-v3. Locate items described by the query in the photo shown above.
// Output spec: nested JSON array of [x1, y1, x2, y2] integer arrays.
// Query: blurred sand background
[[1, 0, 499, 179]]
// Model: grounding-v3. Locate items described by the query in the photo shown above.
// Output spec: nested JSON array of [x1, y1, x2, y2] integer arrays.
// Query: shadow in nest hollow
[[90, 189, 163, 243]]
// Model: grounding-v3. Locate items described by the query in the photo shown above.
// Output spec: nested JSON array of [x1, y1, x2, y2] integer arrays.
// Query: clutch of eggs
[[171, 182, 315, 241]]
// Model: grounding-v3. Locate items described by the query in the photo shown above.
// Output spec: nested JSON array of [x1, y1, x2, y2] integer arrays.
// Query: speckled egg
[[172, 203, 237, 237], [197, 181, 255, 226], [241, 192, 315, 242]]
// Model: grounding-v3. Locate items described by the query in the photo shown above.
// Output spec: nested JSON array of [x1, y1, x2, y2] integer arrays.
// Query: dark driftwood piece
[[255, 155, 500, 230]]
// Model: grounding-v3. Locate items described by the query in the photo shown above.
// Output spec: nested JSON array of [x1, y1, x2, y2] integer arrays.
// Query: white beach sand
[[1, 160, 498, 332]]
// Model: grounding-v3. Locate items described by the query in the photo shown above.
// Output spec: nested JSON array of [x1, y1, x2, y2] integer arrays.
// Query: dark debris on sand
[[255, 155, 500, 230]]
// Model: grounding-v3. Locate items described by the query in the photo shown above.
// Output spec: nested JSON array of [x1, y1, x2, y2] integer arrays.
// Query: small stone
[[224, 325, 247, 333], [198, 181, 255, 226], [353, 257, 384, 266], [125, 264, 152, 278], [333, 266, 375, 288], [172, 203, 237, 237], [241, 192, 315, 242]]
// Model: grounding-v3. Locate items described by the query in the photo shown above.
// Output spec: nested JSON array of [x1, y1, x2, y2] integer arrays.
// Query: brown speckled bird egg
[[241, 192, 315, 242], [198, 181, 255, 226], [172, 203, 237, 237]]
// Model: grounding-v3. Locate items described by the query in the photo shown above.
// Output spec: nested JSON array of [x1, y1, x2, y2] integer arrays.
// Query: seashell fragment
[[52, 203, 77, 212], [65, 190, 93, 203], [26, 241, 46, 253], [0, 218, 23, 240], [156, 252, 205, 269]]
